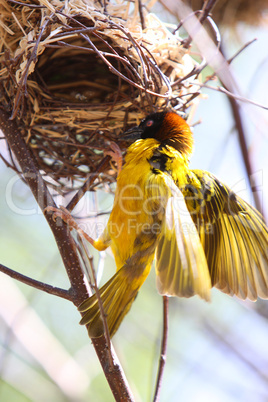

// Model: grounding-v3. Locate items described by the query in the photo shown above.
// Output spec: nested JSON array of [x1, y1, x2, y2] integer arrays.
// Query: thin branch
[[78, 236, 113, 367], [80, 33, 168, 99], [103, 0, 107, 13], [194, 82, 268, 110], [209, 44, 267, 219], [171, 59, 207, 87], [66, 156, 110, 212], [138, 0, 146, 30], [200, 0, 218, 24], [182, 0, 219, 49], [87, 255, 113, 366], [7, 0, 45, 8], [224, 86, 266, 217], [0, 263, 73, 301], [228, 38, 257, 65], [153, 296, 169, 402]]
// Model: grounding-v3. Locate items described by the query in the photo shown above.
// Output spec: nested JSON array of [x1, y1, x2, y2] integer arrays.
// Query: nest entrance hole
[[35, 38, 138, 106]]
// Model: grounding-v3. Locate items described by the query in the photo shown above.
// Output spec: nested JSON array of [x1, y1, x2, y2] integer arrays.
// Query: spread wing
[[155, 176, 211, 301], [187, 170, 268, 301]]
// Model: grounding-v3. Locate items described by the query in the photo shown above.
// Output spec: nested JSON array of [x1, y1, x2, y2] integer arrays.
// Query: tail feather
[[78, 267, 143, 338]]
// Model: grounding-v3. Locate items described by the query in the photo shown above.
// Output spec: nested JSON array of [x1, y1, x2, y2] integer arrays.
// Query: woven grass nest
[[0, 0, 202, 190]]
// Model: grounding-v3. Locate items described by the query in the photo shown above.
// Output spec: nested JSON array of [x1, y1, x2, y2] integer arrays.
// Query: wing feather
[[189, 171, 268, 300], [155, 176, 211, 301]]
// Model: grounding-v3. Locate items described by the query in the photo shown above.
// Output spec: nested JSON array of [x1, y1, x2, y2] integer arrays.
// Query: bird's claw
[[45, 206, 94, 245]]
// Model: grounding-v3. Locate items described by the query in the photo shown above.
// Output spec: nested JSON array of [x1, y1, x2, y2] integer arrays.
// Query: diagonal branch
[[219, 46, 267, 221], [227, 94, 265, 216], [0, 263, 73, 301]]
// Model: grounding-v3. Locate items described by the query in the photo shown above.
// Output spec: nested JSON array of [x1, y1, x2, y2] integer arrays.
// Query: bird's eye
[[145, 120, 154, 127]]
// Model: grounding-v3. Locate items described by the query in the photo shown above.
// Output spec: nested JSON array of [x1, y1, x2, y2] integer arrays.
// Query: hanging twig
[[153, 296, 169, 402]]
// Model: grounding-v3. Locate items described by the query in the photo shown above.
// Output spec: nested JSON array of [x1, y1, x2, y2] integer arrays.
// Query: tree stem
[[0, 107, 134, 401]]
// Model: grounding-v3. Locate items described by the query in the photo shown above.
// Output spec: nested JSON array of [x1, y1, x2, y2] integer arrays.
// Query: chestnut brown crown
[[136, 111, 194, 156]]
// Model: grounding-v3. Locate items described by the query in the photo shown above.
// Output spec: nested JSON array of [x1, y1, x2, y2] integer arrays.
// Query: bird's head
[[124, 111, 194, 156]]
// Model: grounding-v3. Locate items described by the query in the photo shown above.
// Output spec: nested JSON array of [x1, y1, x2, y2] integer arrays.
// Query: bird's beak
[[121, 126, 143, 141]]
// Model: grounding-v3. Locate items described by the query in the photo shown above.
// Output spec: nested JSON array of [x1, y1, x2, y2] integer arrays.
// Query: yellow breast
[[106, 138, 190, 269]]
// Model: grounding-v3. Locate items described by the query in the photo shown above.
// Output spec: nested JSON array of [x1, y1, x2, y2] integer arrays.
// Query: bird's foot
[[45, 206, 94, 245]]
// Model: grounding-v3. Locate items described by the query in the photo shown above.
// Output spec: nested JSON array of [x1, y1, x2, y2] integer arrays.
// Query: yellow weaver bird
[[78, 111, 268, 338]]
